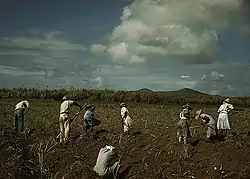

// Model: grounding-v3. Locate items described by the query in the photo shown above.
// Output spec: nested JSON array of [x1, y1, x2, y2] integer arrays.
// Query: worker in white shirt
[[56, 96, 82, 143], [13, 100, 29, 133], [217, 98, 234, 135], [93, 145, 121, 178], [195, 109, 217, 140], [120, 103, 132, 133], [177, 104, 193, 144], [93, 145, 132, 178]]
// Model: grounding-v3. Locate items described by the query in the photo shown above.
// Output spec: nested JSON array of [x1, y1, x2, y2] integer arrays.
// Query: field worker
[[57, 96, 82, 143], [13, 100, 29, 133], [120, 103, 132, 133], [93, 145, 121, 178], [195, 109, 217, 140], [83, 104, 101, 137], [177, 104, 193, 144], [217, 98, 234, 134]]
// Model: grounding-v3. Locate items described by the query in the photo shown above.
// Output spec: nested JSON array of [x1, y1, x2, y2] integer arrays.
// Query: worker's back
[[60, 100, 74, 114]]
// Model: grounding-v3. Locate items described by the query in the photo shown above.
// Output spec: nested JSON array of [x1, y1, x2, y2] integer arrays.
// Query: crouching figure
[[93, 145, 121, 178], [195, 109, 217, 140], [83, 104, 101, 137]]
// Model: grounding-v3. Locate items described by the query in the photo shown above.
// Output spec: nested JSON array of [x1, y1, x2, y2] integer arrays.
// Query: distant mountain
[[156, 88, 210, 96], [135, 87, 214, 96], [137, 88, 154, 93], [175, 88, 207, 95]]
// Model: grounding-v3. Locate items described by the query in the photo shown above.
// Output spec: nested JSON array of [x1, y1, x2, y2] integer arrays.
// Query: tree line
[[0, 88, 249, 107]]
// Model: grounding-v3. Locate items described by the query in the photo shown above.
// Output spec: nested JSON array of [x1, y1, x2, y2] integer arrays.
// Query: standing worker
[[217, 98, 234, 135], [177, 104, 193, 144], [195, 109, 217, 140], [57, 96, 82, 143], [13, 100, 29, 133], [120, 103, 132, 133]]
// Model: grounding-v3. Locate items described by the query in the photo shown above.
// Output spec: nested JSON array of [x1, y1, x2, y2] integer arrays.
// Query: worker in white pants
[[56, 96, 82, 143]]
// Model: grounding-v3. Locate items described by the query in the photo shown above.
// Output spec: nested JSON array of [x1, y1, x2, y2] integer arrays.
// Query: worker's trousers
[[14, 108, 25, 133], [58, 113, 71, 143]]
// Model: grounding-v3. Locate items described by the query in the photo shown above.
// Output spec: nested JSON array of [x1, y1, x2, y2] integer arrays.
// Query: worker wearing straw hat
[[56, 96, 83, 143], [177, 104, 193, 144], [13, 100, 29, 133], [120, 103, 132, 133], [195, 109, 217, 139], [217, 98, 234, 134], [83, 104, 101, 137]]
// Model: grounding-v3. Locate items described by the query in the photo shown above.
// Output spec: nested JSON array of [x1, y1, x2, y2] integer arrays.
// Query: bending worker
[[14, 100, 29, 133], [93, 145, 122, 178], [83, 104, 101, 137], [195, 109, 217, 140]]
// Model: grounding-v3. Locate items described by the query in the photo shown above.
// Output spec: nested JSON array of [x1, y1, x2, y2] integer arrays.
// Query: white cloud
[[211, 71, 224, 80], [107, 43, 129, 61], [201, 71, 224, 81], [180, 75, 191, 79], [0, 65, 48, 77], [93, 76, 103, 88], [0, 30, 86, 66], [227, 85, 235, 91], [90, 44, 106, 55], [210, 90, 221, 95], [91, 64, 201, 91], [2, 32, 85, 52], [90, 0, 245, 64], [177, 80, 198, 89], [0, 29, 89, 81], [201, 74, 207, 80]]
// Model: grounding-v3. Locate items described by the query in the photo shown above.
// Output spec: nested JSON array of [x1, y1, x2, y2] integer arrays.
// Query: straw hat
[[120, 102, 126, 108], [85, 104, 95, 110], [182, 103, 193, 110], [195, 109, 202, 120], [224, 98, 230, 103]]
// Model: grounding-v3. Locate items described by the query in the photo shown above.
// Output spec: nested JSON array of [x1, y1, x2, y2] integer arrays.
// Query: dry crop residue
[[0, 99, 250, 179]]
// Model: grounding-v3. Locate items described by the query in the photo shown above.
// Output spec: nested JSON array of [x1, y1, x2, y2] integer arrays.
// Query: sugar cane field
[[1, 99, 250, 179]]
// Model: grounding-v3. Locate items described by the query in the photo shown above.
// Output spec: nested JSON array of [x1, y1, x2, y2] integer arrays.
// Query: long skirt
[[217, 113, 230, 130], [123, 116, 132, 133]]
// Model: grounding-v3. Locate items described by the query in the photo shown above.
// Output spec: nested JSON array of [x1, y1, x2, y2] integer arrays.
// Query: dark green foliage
[[0, 88, 249, 107]]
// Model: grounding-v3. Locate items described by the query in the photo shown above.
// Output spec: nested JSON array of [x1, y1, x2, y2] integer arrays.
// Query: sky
[[0, 0, 250, 96]]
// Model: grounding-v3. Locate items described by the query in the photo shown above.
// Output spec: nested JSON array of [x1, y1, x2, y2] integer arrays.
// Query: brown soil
[[0, 99, 250, 179]]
